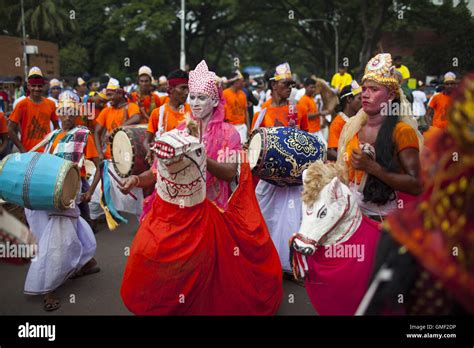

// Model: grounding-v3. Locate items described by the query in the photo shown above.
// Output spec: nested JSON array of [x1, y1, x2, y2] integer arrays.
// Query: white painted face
[[292, 173, 360, 255], [189, 92, 218, 119]]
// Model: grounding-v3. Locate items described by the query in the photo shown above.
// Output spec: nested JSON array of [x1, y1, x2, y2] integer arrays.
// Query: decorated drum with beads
[[111, 125, 150, 178], [0, 152, 80, 210], [247, 127, 326, 186]]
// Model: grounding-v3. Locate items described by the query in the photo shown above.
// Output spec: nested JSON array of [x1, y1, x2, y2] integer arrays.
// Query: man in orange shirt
[[252, 64, 308, 131], [223, 70, 249, 143], [8, 66, 59, 153], [327, 81, 362, 161], [93, 78, 144, 224], [425, 72, 457, 129], [129, 66, 161, 123], [297, 78, 328, 143], [76, 89, 108, 134], [0, 111, 9, 158], [146, 70, 189, 160], [94, 78, 141, 161]]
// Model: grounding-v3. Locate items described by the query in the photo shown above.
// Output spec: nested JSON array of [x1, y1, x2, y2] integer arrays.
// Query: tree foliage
[[0, 0, 472, 81]]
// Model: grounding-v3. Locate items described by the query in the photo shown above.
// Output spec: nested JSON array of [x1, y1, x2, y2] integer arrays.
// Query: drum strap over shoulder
[[252, 107, 267, 131]]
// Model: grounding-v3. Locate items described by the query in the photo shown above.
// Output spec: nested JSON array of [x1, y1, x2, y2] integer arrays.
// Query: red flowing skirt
[[120, 162, 283, 315]]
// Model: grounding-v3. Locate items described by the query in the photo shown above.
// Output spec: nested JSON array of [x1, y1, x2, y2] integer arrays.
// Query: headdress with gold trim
[[362, 53, 399, 95], [269, 62, 293, 82]]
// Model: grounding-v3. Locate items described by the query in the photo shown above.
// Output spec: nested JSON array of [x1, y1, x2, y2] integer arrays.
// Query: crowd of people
[[0, 51, 471, 316]]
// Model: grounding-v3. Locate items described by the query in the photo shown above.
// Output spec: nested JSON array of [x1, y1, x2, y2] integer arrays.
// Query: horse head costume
[[290, 160, 381, 315], [152, 125, 206, 207]]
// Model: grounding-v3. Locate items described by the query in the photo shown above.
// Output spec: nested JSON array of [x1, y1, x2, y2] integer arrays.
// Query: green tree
[[59, 43, 89, 76], [18, 0, 77, 41]]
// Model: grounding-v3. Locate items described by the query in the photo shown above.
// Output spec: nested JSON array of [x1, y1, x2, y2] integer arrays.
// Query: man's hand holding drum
[[119, 175, 140, 194]]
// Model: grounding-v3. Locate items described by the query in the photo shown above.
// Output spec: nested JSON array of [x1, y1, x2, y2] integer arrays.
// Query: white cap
[[28, 66, 43, 78], [444, 72, 456, 82], [77, 77, 86, 86], [106, 77, 121, 90], [159, 75, 167, 85], [49, 78, 61, 88], [138, 65, 153, 79]]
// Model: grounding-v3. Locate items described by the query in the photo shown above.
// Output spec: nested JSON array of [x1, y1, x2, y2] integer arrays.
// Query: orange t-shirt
[[49, 129, 99, 177], [428, 92, 452, 129], [223, 88, 247, 125], [159, 95, 170, 105], [261, 98, 272, 109], [327, 113, 347, 149], [9, 97, 58, 152], [95, 103, 140, 158], [344, 122, 419, 184], [129, 92, 161, 117], [148, 103, 190, 135], [297, 95, 320, 133], [75, 104, 102, 133], [0, 112, 7, 134], [252, 103, 309, 131]]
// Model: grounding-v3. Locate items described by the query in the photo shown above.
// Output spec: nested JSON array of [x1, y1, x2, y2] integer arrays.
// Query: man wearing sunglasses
[[425, 72, 458, 129]]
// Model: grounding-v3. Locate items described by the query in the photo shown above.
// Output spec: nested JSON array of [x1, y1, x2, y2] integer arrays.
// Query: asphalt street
[[0, 213, 316, 316]]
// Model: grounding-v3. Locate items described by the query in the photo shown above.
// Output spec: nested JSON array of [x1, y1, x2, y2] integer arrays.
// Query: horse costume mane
[[301, 160, 348, 206]]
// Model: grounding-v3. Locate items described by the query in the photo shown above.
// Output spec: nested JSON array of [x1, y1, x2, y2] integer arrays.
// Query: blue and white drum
[[0, 152, 80, 210], [247, 127, 326, 187]]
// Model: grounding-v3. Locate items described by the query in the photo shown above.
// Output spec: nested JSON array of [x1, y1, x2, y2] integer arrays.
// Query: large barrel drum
[[247, 127, 326, 187], [0, 152, 80, 210], [111, 125, 150, 178]]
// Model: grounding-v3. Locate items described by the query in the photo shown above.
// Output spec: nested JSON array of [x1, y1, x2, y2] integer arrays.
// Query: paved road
[[0, 214, 316, 316]]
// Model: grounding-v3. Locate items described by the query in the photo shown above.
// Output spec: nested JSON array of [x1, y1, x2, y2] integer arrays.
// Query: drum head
[[248, 132, 262, 170], [61, 165, 80, 209], [84, 159, 95, 180], [112, 131, 133, 175]]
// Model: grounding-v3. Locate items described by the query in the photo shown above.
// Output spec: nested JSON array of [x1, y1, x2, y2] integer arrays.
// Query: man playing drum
[[8, 67, 59, 153], [93, 78, 144, 223], [23, 94, 101, 312], [251, 62, 310, 276]]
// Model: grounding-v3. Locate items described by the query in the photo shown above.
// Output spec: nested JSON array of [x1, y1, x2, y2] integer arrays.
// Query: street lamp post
[[179, 0, 186, 70], [303, 18, 338, 74], [20, 0, 28, 80]]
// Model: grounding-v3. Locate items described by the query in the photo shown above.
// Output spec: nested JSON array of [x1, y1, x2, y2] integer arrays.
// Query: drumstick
[[107, 168, 138, 200]]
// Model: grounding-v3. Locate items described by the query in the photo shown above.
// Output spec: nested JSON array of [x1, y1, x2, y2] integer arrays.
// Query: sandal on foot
[[70, 259, 101, 279], [43, 296, 60, 312]]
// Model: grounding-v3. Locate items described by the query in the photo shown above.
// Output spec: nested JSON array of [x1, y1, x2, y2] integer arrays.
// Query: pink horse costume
[[290, 161, 381, 315]]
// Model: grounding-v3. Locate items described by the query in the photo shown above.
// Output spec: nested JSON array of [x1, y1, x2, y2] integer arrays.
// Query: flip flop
[[43, 297, 61, 312]]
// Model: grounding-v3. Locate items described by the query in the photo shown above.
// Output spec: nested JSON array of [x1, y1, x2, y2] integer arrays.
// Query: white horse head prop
[[291, 160, 362, 256], [151, 124, 206, 208]]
